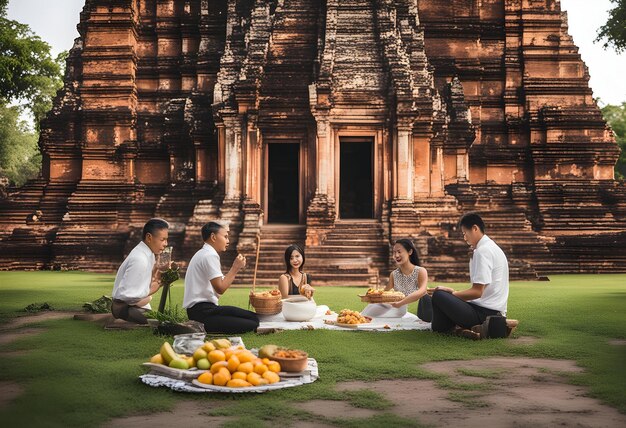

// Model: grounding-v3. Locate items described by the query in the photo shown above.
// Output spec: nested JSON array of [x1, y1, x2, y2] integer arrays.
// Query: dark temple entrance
[[267, 143, 300, 223], [340, 138, 374, 219]]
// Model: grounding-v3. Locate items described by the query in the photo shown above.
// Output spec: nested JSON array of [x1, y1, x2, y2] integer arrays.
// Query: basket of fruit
[[267, 348, 309, 373], [359, 288, 405, 303], [249, 289, 283, 315]]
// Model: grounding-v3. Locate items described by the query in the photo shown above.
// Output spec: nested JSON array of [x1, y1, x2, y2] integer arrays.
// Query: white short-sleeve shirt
[[468, 235, 509, 315], [112, 241, 155, 308], [183, 243, 224, 308]]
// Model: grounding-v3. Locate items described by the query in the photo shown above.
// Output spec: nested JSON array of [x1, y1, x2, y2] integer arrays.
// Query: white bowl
[[281, 296, 317, 322]]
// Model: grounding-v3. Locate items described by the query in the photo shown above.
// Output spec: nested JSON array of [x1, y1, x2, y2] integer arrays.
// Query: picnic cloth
[[256, 305, 431, 333], [140, 358, 319, 393]]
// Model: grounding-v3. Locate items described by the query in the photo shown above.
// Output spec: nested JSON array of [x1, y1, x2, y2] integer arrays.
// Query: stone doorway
[[339, 138, 374, 219], [267, 142, 300, 224]]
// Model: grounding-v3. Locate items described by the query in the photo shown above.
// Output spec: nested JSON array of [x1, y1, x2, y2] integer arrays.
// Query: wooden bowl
[[269, 352, 309, 373]]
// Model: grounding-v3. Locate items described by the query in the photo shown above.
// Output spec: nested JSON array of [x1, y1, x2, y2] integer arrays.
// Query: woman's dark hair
[[201, 221, 225, 241], [284, 244, 305, 273], [459, 212, 485, 233], [394, 238, 420, 266], [142, 218, 169, 240]]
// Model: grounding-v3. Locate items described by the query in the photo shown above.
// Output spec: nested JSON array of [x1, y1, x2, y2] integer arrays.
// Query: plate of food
[[359, 288, 405, 303], [333, 309, 372, 328]]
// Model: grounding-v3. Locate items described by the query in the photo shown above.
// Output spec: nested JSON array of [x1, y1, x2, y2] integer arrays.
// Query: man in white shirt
[[183, 221, 259, 333], [111, 218, 169, 324], [428, 213, 509, 337]]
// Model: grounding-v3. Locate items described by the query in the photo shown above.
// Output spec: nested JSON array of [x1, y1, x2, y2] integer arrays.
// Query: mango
[[193, 348, 208, 361], [210, 361, 229, 374], [262, 371, 280, 384], [202, 341, 216, 353], [227, 379, 252, 388], [213, 367, 231, 386], [211, 338, 231, 350], [160, 342, 177, 365], [197, 372, 213, 384], [258, 344, 278, 359], [232, 371, 248, 381], [208, 350, 226, 364], [227, 355, 240, 373], [150, 353, 164, 365], [169, 357, 190, 370]]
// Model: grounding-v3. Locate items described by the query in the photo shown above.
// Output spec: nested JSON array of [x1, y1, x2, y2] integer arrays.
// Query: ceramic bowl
[[281, 296, 317, 322]]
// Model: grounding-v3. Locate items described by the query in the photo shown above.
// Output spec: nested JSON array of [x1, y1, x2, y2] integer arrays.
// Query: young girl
[[278, 244, 315, 299], [361, 238, 428, 318]]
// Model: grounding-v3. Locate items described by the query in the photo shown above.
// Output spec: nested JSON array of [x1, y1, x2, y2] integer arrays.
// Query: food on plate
[[325, 309, 332, 315], [365, 288, 405, 298], [272, 349, 307, 359], [148, 339, 285, 388], [336, 309, 371, 325]]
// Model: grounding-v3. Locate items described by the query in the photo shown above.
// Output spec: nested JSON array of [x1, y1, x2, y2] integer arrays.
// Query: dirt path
[[103, 356, 626, 427], [0, 311, 78, 410]]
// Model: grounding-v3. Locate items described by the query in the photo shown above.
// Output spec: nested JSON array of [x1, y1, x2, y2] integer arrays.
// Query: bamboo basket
[[249, 292, 282, 315], [248, 233, 282, 315]]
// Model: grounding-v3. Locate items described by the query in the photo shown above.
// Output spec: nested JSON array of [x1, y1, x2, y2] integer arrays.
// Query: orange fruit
[[253, 363, 268, 375], [208, 350, 226, 364], [227, 355, 241, 373], [237, 362, 254, 374], [246, 372, 262, 386], [227, 379, 252, 388], [231, 371, 248, 381], [150, 354, 164, 364], [213, 367, 231, 386], [197, 372, 213, 384], [237, 351, 256, 363], [262, 358, 271, 365], [267, 361, 281, 373], [262, 371, 280, 384], [210, 361, 229, 374]]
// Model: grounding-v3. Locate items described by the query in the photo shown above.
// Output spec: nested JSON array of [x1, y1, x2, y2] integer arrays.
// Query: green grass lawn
[[0, 272, 625, 427]]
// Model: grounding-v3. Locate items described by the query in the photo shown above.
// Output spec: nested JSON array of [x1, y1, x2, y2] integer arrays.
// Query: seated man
[[183, 221, 259, 334], [429, 212, 509, 337], [111, 218, 169, 324]]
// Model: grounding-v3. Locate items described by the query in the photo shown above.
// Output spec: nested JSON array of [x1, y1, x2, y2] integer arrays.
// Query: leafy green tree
[[596, 0, 626, 53], [601, 102, 626, 179], [0, 103, 40, 186], [0, 0, 65, 187]]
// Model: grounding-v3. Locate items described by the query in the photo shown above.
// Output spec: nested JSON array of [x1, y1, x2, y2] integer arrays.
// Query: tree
[[0, 103, 40, 186], [601, 102, 626, 179], [596, 0, 626, 53], [0, 0, 65, 187]]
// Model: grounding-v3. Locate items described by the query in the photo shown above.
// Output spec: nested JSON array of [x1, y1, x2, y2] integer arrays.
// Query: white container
[[281, 296, 317, 322]]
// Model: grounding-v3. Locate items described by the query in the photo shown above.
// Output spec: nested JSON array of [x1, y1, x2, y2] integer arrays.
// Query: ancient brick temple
[[1, 0, 625, 284]]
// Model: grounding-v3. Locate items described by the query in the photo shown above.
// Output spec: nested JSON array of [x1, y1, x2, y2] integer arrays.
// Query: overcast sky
[[7, 0, 626, 105]]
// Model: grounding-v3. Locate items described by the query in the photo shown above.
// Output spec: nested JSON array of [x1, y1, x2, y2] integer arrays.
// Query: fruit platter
[[359, 288, 405, 303], [142, 338, 318, 392]]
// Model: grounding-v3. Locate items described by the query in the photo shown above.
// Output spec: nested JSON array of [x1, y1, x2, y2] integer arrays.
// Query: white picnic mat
[[139, 358, 319, 393], [256, 305, 431, 333]]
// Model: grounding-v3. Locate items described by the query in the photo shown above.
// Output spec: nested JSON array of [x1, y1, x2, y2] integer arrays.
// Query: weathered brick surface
[[0, 0, 624, 282]]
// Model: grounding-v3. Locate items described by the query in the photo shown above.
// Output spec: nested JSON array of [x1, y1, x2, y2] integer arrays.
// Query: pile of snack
[[148, 338, 282, 388], [336, 309, 371, 325]]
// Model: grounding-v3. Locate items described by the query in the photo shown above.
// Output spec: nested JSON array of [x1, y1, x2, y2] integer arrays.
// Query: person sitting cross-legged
[[428, 212, 509, 338], [111, 218, 169, 324], [183, 221, 259, 334]]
